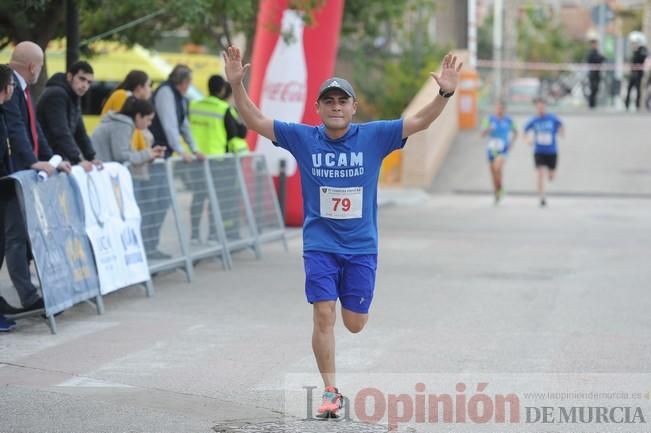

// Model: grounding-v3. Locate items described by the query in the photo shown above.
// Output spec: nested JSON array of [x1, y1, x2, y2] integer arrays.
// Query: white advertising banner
[[72, 163, 150, 295]]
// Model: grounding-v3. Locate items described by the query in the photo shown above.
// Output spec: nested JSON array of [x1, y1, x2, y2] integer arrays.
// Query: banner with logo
[[6, 171, 100, 315], [71, 163, 149, 295], [247, 0, 345, 226]]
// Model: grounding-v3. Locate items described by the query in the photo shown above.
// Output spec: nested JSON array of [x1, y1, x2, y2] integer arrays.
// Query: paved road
[[1, 114, 650, 433], [433, 112, 651, 198]]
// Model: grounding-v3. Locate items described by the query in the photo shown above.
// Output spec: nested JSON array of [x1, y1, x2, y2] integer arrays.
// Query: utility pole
[[456, 0, 469, 50], [66, 0, 80, 71], [468, 0, 477, 70], [598, 1, 607, 53], [435, 0, 468, 49], [493, 0, 504, 101], [503, 0, 519, 96], [644, 0, 651, 47]]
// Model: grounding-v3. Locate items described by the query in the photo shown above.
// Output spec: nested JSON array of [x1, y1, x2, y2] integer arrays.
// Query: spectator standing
[[3, 42, 71, 320], [188, 75, 248, 243], [36, 60, 102, 172], [143, 65, 205, 260], [101, 70, 154, 154], [586, 39, 605, 109], [625, 40, 647, 110]]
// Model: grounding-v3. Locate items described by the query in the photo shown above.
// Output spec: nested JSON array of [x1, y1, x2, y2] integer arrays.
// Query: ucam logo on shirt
[[311, 151, 365, 178]]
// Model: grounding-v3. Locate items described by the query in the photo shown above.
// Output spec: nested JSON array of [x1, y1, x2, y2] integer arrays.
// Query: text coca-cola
[[263, 81, 307, 103]]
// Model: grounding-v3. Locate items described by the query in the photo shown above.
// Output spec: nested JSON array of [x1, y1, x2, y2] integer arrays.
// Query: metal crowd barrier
[[131, 153, 286, 277], [0, 152, 288, 333], [129, 160, 193, 281], [238, 154, 288, 251], [169, 158, 231, 269], [208, 155, 261, 262]]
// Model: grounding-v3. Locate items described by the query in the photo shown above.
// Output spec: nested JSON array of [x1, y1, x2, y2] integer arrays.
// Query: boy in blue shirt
[[524, 98, 564, 207], [481, 100, 517, 204], [224, 46, 461, 418]]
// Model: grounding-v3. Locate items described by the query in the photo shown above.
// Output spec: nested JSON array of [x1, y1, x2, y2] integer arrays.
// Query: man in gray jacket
[[149, 64, 204, 161]]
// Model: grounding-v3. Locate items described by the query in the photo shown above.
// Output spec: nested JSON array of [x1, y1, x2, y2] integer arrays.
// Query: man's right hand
[[223, 46, 250, 86], [31, 161, 56, 176]]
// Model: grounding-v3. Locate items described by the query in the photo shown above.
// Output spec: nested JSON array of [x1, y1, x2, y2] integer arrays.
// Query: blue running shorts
[[303, 251, 378, 314]]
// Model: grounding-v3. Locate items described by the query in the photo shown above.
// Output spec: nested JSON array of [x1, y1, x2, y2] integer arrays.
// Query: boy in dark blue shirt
[[524, 98, 564, 207]]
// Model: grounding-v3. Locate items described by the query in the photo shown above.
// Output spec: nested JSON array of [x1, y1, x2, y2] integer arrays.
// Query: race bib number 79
[[320, 186, 363, 219]]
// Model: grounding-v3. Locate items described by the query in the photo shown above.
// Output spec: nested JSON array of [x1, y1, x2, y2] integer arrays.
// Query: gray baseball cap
[[318, 77, 356, 100]]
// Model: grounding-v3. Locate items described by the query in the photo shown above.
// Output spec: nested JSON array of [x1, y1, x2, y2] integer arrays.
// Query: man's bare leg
[[312, 301, 337, 387], [537, 167, 546, 206], [341, 307, 368, 334], [494, 157, 504, 191], [489, 162, 499, 194]]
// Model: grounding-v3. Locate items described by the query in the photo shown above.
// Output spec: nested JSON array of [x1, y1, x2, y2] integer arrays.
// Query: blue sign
[[7, 171, 100, 315]]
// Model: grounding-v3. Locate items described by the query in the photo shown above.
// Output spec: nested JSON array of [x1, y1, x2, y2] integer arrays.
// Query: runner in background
[[524, 97, 564, 207], [481, 100, 517, 204]]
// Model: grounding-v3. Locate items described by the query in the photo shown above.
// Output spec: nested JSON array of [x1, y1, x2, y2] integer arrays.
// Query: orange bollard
[[458, 69, 480, 129]]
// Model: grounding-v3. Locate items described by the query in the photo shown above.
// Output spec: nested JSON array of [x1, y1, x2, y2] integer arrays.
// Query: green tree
[[0, 1, 324, 57], [477, 4, 588, 64], [0, 1, 66, 49], [0, 0, 323, 94], [517, 6, 574, 64], [1, 0, 438, 112], [342, 0, 446, 120]]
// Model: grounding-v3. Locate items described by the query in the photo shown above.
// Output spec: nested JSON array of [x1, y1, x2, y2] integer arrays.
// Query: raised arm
[[402, 53, 462, 139], [223, 46, 275, 142]]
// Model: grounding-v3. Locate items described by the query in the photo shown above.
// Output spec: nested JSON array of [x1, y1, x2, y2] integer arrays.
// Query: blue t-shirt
[[524, 114, 563, 155], [482, 115, 516, 153], [273, 119, 406, 254]]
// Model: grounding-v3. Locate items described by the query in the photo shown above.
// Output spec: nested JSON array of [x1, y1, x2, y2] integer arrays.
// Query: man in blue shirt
[[524, 98, 564, 207], [481, 100, 517, 204], [224, 45, 461, 418]]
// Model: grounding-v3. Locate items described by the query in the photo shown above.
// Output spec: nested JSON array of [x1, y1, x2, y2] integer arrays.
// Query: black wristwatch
[[439, 88, 455, 98]]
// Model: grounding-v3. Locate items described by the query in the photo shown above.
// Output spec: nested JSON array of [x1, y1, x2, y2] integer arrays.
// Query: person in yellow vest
[[189, 75, 248, 244], [101, 70, 153, 152]]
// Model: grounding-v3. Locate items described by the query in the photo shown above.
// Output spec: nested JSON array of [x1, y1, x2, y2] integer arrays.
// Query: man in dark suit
[[0, 64, 20, 331], [2, 41, 70, 315]]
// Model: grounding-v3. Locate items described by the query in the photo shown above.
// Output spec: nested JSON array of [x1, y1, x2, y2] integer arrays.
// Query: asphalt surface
[[1, 113, 650, 433]]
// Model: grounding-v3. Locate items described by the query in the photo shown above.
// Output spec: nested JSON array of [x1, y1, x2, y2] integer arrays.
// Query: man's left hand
[[57, 161, 72, 173], [92, 159, 104, 170]]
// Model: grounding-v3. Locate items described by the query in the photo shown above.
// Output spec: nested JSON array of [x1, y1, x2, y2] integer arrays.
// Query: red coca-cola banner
[[247, 0, 345, 227]]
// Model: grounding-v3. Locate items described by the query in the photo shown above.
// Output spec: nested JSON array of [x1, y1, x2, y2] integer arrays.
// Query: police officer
[[586, 39, 605, 109], [189, 75, 248, 243], [625, 38, 647, 110]]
